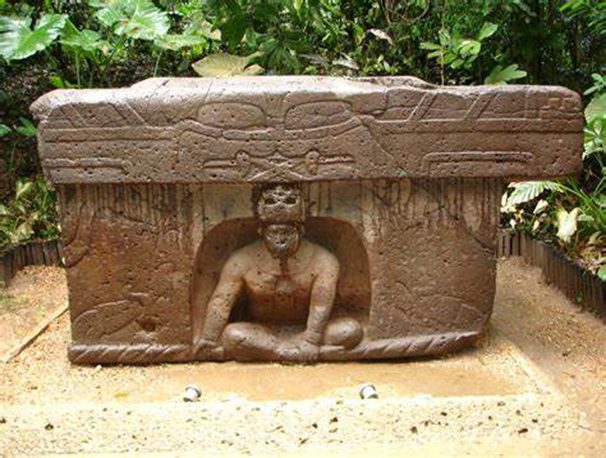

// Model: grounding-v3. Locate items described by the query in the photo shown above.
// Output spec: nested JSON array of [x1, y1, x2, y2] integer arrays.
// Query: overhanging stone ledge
[[32, 76, 583, 185]]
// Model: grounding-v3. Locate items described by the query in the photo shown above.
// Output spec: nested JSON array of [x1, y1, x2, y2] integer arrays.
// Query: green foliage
[[584, 73, 606, 97], [60, 19, 104, 53], [154, 33, 205, 51], [584, 116, 605, 159], [421, 22, 498, 73], [0, 178, 59, 247], [504, 181, 563, 208], [484, 64, 527, 85], [0, 122, 10, 137], [14, 117, 36, 137], [192, 52, 263, 77], [1, 0, 603, 87], [502, 73, 605, 275], [560, 0, 606, 36], [585, 93, 606, 123], [0, 14, 66, 61], [93, 0, 170, 41]]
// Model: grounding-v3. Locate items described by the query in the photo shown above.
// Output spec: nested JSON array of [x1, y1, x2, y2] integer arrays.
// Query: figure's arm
[[197, 256, 244, 346], [304, 252, 340, 345]]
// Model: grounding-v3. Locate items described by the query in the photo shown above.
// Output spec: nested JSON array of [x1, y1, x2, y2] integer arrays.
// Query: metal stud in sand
[[183, 385, 201, 402], [359, 383, 379, 399]]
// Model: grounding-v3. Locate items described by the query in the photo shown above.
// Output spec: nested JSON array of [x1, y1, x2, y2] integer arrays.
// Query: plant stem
[[440, 0, 447, 85], [75, 52, 81, 88], [102, 35, 127, 87], [153, 50, 164, 77]]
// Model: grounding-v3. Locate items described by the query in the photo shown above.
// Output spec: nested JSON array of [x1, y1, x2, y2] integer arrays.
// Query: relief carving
[[32, 77, 583, 184], [31, 77, 583, 365], [193, 183, 363, 362], [202, 150, 356, 181]]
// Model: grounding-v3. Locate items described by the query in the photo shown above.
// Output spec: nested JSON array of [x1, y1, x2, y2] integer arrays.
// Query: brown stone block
[[31, 77, 583, 364]]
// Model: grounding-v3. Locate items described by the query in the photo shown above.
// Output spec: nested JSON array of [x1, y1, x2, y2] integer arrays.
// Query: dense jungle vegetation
[[0, 0, 604, 277]]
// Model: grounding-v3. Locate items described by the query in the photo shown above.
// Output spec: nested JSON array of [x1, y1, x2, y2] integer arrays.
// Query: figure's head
[[254, 184, 305, 260]]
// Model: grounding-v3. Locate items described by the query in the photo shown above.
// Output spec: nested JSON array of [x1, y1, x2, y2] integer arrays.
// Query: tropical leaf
[[241, 64, 264, 75], [94, 0, 169, 41], [583, 115, 606, 158], [0, 123, 10, 137], [533, 199, 549, 214], [14, 221, 33, 243], [556, 207, 580, 243], [583, 73, 606, 96], [506, 181, 563, 207], [48, 74, 77, 89], [15, 180, 33, 200], [154, 33, 205, 51], [15, 117, 37, 137], [0, 14, 67, 61], [367, 28, 393, 45], [191, 53, 262, 77], [60, 19, 103, 52], [459, 39, 481, 58], [585, 93, 606, 123], [484, 64, 527, 85], [598, 266, 606, 282], [300, 53, 330, 67], [477, 22, 498, 40], [333, 54, 359, 71], [420, 41, 441, 51], [183, 16, 221, 41]]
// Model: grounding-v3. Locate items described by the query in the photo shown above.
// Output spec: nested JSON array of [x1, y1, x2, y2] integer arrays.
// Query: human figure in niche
[[194, 183, 363, 361]]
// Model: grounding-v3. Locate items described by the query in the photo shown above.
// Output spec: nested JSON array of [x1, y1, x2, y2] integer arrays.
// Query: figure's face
[[261, 223, 301, 259]]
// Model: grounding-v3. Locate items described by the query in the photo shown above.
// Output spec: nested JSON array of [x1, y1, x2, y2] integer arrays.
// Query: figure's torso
[[238, 239, 322, 323]]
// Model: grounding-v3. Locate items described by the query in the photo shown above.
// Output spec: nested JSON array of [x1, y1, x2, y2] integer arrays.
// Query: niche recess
[[190, 217, 371, 342]]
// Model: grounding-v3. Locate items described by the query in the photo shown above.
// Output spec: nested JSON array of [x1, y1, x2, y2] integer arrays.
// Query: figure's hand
[[193, 337, 223, 358], [284, 334, 320, 362]]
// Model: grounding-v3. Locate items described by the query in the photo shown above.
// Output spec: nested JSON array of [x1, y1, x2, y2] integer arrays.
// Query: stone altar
[[31, 76, 583, 364]]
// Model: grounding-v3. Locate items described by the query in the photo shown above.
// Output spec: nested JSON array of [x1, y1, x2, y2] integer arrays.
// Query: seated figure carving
[[194, 183, 364, 361]]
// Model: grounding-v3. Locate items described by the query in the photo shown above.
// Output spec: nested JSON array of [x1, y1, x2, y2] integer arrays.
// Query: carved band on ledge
[[68, 332, 478, 364]]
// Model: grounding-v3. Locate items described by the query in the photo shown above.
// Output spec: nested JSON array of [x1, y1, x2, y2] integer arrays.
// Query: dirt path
[[493, 257, 605, 439], [0, 267, 67, 362]]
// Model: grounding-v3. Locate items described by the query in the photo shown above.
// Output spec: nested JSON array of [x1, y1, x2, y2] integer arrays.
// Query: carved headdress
[[254, 183, 305, 226]]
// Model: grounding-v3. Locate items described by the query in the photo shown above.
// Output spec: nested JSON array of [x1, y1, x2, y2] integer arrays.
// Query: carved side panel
[[362, 178, 502, 339], [58, 184, 195, 345]]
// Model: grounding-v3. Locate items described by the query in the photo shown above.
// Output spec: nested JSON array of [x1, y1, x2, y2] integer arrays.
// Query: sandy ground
[[0, 258, 604, 456], [494, 258, 606, 439], [0, 267, 67, 361]]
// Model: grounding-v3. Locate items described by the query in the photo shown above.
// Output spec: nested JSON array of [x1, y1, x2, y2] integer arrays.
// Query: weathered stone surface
[[32, 76, 582, 184], [31, 77, 583, 364]]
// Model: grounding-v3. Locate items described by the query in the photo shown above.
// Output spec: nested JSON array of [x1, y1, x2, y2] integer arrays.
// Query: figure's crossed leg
[[222, 317, 364, 362]]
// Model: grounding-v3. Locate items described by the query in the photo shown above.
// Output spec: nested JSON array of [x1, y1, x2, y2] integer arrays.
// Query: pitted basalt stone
[[31, 76, 583, 364], [32, 76, 582, 184]]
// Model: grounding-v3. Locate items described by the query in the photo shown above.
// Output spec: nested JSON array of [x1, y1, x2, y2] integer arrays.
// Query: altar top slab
[[32, 76, 583, 184]]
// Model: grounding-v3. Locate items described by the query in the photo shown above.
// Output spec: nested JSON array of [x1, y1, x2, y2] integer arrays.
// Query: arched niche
[[190, 217, 371, 342]]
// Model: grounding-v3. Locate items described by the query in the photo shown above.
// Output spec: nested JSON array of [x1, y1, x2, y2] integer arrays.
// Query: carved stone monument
[[32, 76, 582, 364]]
